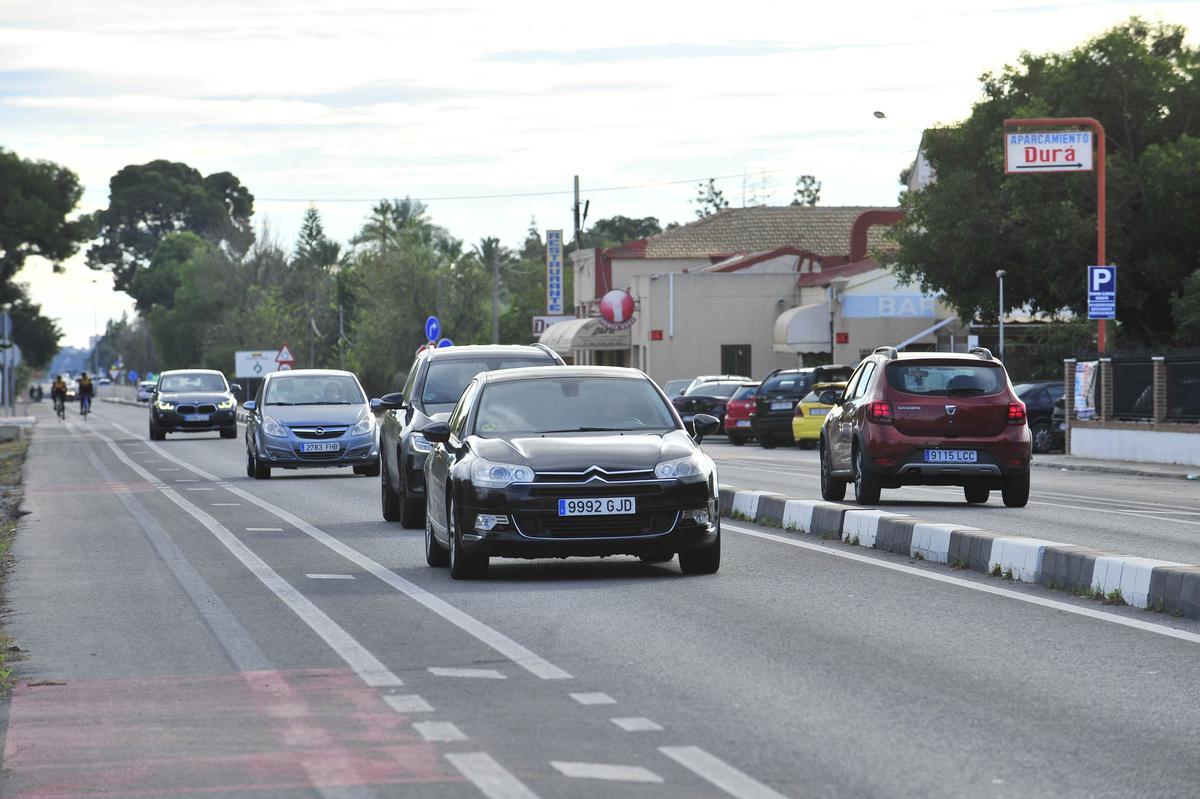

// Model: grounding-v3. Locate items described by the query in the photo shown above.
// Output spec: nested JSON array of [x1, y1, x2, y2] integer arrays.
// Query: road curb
[[720, 486, 1200, 621], [1033, 458, 1199, 481]]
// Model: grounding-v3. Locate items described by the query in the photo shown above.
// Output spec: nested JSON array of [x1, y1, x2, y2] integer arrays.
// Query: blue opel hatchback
[[244, 369, 380, 479]]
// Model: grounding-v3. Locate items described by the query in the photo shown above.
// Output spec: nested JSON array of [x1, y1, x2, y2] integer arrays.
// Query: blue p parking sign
[[1087, 265, 1116, 320]]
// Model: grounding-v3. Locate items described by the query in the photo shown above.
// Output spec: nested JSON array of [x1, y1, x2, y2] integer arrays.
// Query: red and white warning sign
[[275, 343, 296, 370]]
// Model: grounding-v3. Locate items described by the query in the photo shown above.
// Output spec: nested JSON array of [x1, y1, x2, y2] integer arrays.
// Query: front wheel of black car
[[678, 529, 720, 575], [252, 452, 271, 480], [149, 422, 165, 441], [1031, 421, 1052, 454], [853, 446, 881, 506], [1002, 472, 1030, 508], [245, 450, 255, 478], [381, 460, 401, 522], [798, 439, 817, 450], [728, 435, 747, 446], [820, 441, 847, 502], [759, 435, 776, 449], [447, 498, 488, 580], [425, 510, 448, 567], [220, 426, 237, 440]]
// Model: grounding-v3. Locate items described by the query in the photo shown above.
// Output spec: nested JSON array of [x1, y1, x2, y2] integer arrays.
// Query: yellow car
[[791, 381, 847, 449]]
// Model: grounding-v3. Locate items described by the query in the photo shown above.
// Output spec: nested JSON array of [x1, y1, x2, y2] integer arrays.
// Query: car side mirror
[[421, 421, 451, 444], [370, 398, 383, 414], [691, 413, 721, 443], [379, 391, 407, 410], [818, 390, 840, 405], [230, 383, 242, 393], [243, 400, 257, 412]]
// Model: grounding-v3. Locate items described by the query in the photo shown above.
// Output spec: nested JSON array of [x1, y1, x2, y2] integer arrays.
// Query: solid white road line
[[569, 692, 616, 705], [429, 667, 506, 679], [611, 717, 663, 732], [247, 527, 283, 531], [383, 694, 434, 714], [211, 502, 240, 506], [445, 752, 540, 799], [723, 522, 1200, 646], [660, 746, 789, 799], [87, 426, 405, 688], [551, 762, 663, 783], [107, 419, 574, 682], [306, 574, 355, 580], [414, 721, 468, 742]]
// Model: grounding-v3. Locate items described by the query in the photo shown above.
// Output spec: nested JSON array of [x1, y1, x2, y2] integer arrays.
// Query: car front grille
[[291, 426, 349, 440], [295, 448, 344, 461], [535, 469, 656, 483], [513, 510, 679, 539], [528, 483, 664, 499], [175, 404, 218, 415]]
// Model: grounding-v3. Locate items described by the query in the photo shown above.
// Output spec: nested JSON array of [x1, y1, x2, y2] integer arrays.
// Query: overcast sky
[[4, 0, 1198, 348]]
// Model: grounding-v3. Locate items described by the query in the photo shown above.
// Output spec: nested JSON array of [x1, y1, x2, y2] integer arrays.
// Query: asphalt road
[[709, 438, 1200, 565], [3, 400, 1200, 798]]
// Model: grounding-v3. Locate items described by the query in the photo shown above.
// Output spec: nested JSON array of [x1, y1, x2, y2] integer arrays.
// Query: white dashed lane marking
[[428, 667, 505, 679], [306, 574, 355, 580], [570, 692, 616, 705], [211, 503, 240, 506], [246, 527, 282, 532], [383, 694, 434, 713], [446, 752, 540, 799], [414, 721, 468, 742], [611, 717, 663, 732], [551, 762, 663, 783], [660, 746, 789, 799]]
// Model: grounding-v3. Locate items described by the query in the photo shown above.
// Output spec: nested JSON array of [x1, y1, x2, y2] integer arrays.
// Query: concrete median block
[[753, 495, 789, 527], [947, 529, 1006, 573], [1039, 546, 1108, 592], [841, 510, 910, 548], [1090, 557, 1188, 609], [988, 537, 1069, 584], [809, 504, 851, 539], [875, 517, 918, 556], [909, 523, 959, 564], [718, 486, 739, 518], [730, 491, 766, 521], [1147, 566, 1200, 619], [780, 500, 821, 533]]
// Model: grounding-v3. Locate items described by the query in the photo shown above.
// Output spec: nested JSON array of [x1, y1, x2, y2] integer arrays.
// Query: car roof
[[160, 368, 226, 377], [811, 381, 847, 390], [422, 344, 557, 362], [481, 365, 646, 384], [887, 351, 1000, 363], [264, 368, 357, 379]]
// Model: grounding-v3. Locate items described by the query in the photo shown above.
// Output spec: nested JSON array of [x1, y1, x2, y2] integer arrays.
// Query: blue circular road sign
[[437, 338, 453, 348], [128, 370, 139, 383], [425, 315, 440, 342]]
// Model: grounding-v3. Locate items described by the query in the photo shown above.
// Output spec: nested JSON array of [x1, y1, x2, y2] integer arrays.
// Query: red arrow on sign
[[276, 343, 296, 364]]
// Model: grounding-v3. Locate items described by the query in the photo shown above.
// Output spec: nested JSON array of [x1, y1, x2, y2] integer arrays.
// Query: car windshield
[[886, 363, 1006, 397], [421, 357, 554, 410], [684, 381, 741, 399], [731, 385, 758, 401], [760, 373, 810, 396], [474, 376, 676, 435], [158, 373, 227, 393], [264, 375, 365, 405]]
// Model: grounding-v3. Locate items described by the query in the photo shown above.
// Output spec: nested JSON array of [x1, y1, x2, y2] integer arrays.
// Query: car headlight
[[217, 399, 235, 410], [349, 414, 375, 436], [262, 416, 288, 438], [409, 432, 433, 453], [654, 454, 707, 481], [471, 458, 534, 489], [155, 400, 174, 410]]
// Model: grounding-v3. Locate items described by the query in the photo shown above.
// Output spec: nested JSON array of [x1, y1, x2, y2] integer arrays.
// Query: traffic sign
[[275, 343, 295, 365], [437, 338, 453, 348], [128, 370, 139, 383], [425, 316, 440, 342], [235, 350, 281, 378], [1005, 130, 1093, 173], [1087, 265, 1116, 320]]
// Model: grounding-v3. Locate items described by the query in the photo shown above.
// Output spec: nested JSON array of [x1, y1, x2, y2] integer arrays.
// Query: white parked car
[[136, 380, 157, 403]]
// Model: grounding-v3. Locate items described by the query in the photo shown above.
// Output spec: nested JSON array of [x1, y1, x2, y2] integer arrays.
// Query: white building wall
[[1070, 427, 1200, 467]]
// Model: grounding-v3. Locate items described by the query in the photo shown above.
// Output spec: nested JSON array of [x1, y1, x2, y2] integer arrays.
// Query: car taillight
[[794, 406, 804, 417], [1008, 402, 1027, 424], [868, 401, 893, 423]]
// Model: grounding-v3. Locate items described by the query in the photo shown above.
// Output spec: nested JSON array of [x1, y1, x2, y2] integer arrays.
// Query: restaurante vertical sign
[[546, 229, 564, 314]]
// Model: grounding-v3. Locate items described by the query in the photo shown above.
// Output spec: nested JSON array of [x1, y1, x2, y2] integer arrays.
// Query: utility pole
[[491, 246, 500, 344], [573, 175, 581, 247], [338, 304, 345, 370], [996, 270, 1007, 361]]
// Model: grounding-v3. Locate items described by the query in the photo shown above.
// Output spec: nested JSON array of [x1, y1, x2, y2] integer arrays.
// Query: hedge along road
[[707, 438, 1200, 566], [6, 398, 1200, 798]]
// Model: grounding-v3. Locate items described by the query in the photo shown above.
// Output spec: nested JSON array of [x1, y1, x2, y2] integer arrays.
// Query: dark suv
[[820, 347, 1031, 507], [752, 364, 853, 448], [377, 344, 564, 526]]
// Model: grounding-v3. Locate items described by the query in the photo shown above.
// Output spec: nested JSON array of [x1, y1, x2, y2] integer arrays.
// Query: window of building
[[721, 345, 751, 377]]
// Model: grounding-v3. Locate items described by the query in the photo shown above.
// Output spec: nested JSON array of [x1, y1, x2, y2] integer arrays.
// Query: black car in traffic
[[149, 369, 241, 440], [1013, 380, 1065, 453], [420, 366, 722, 579], [671, 380, 744, 434], [377, 344, 564, 527], [752, 364, 852, 448]]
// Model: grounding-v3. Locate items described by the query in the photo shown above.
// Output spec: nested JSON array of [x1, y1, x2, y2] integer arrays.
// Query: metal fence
[[1111, 359, 1154, 420], [1167, 359, 1200, 421]]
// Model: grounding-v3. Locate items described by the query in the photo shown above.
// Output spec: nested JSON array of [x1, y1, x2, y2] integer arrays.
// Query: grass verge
[[0, 437, 30, 696]]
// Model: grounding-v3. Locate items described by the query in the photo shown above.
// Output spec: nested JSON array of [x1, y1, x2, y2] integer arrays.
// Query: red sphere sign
[[599, 290, 635, 330]]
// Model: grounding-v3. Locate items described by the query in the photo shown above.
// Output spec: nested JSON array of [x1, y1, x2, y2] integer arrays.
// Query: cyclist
[[50, 375, 67, 419], [78, 371, 94, 418]]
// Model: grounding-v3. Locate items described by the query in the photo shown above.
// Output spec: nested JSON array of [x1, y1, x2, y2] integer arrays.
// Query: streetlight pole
[[91, 278, 99, 375], [996, 270, 1006, 361]]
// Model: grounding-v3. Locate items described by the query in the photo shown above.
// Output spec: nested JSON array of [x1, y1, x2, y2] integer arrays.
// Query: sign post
[[546, 230, 564, 315], [1004, 116, 1108, 352]]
